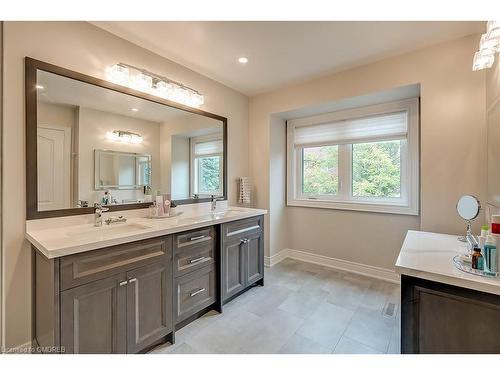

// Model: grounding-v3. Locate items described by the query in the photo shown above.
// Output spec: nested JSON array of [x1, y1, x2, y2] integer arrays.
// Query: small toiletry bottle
[[491, 215, 500, 235], [483, 235, 498, 274], [150, 202, 158, 218], [479, 224, 489, 250], [170, 201, 177, 216], [155, 195, 164, 216], [471, 245, 484, 270], [163, 199, 171, 216]]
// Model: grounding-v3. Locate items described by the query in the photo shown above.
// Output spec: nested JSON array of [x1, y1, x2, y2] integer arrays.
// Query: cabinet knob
[[240, 238, 249, 244], [119, 281, 128, 287], [128, 278, 137, 283]]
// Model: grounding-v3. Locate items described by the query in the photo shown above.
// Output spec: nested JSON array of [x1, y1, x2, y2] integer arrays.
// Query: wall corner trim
[[265, 248, 400, 284]]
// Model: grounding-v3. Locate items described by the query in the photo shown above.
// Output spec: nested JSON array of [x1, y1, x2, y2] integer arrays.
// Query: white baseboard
[[264, 248, 290, 267], [266, 248, 400, 284]]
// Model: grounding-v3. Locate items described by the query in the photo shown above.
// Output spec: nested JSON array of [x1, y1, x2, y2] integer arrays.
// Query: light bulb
[[131, 73, 153, 93], [487, 21, 500, 40], [472, 50, 495, 71], [480, 33, 500, 53], [105, 64, 130, 85]]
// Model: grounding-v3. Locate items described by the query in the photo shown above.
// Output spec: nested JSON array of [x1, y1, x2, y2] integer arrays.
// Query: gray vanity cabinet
[[222, 215, 264, 303], [61, 273, 127, 354], [221, 237, 246, 300], [126, 261, 172, 353], [35, 236, 174, 354], [245, 230, 264, 286]]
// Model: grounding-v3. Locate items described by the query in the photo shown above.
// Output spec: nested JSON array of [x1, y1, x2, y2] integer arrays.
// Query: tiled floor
[[151, 258, 401, 354]]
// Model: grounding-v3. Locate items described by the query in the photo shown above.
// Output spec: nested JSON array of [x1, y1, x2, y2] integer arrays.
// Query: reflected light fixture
[[105, 63, 204, 108], [131, 108, 139, 112], [238, 57, 248, 64], [35, 84, 45, 90], [106, 130, 143, 144], [473, 21, 500, 71]]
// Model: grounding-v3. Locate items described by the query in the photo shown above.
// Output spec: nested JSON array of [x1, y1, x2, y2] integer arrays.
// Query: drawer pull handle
[[119, 281, 128, 287], [190, 288, 206, 297], [128, 278, 137, 283], [189, 256, 207, 264], [190, 235, 206, 241]]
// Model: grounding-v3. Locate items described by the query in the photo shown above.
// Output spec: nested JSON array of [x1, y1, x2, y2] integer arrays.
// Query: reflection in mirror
[[487, 100, 500, 208], [36, 69, 224, 211]]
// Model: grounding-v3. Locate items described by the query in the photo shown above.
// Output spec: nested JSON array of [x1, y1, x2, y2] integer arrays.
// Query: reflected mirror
[[27, 58, 226, 217]]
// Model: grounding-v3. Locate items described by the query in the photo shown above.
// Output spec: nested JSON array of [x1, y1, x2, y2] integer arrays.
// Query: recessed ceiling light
[[238, 57, 248, 64], [131, 108, 139, 112], [35, 84, 45, 90]]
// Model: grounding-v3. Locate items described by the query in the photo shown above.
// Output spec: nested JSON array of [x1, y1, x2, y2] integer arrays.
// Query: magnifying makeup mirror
[[456, 195, 481, 242]]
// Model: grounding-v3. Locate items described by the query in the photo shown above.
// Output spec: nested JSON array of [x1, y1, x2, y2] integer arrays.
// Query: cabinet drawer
[[175, 227, 214, 248], [174, 227, 215, 276], [60, 236, 172, 291], [175, 265, 216, 324], [222, 215, 263, 240], [174, 242, 215, 277]]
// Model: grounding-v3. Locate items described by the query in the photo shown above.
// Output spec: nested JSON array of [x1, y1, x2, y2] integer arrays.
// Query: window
[[191, 135, 223, 197], [287, 98, 419, 215]]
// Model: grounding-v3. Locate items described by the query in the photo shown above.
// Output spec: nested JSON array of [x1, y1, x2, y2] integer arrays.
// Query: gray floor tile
[[343, 305, 395, 353], [333, 336, 383, 354], [297, 300, 354, 349], [278, 288, 328, 318], [278, 333, 331, 354]]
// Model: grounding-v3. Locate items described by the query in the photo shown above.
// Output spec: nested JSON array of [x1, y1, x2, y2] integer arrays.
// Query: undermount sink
[[66, 222, 152, 238], [179, 209, 243, 224]]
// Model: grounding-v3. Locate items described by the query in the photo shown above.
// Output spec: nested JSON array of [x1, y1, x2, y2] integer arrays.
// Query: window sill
[[287, 198, 419, 216]]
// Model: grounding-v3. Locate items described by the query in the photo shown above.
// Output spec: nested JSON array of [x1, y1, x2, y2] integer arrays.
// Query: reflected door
[[37, 125, 71, 210]]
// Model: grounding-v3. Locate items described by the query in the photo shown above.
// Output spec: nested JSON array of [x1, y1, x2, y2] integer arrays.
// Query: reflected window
[[191, 136, 223, 196]]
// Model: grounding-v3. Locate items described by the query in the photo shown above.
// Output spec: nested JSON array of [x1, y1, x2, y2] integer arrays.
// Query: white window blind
[[194, 139, 223, 156], [293, 111, 407, 147]]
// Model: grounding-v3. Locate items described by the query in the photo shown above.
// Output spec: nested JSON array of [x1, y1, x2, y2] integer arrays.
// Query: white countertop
[[396, 230, 500, 296], [26, 203, 267, 259]]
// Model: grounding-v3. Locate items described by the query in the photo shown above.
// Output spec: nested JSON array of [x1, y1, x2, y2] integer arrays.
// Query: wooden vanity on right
[[396, 230, 500, 354]]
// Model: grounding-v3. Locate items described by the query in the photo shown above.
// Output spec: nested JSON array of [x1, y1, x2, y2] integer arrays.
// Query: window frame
[[190, 134, 224, 197], [286, 98, 419, 215]]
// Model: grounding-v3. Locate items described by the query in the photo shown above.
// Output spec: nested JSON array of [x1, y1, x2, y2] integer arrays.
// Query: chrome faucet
[[105, 216, 127, 225], [94, 203, 109, 227], [210, 195, 224, 211]]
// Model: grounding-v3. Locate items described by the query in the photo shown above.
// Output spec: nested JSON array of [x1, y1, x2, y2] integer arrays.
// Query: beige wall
[[250, 34, 486, 269], [2, 21, 249, 348]]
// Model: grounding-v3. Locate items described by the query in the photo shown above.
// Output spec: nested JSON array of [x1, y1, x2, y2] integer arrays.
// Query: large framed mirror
[[25, 57, 227, 219]]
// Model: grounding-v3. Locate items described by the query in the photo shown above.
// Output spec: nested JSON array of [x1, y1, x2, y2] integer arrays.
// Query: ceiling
[[92, 21, 484, 96]]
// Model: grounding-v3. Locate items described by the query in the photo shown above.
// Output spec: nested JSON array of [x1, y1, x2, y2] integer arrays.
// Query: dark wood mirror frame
[[25, 57, 228, 220]]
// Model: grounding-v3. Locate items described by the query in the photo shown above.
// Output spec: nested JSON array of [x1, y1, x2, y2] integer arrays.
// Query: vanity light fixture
[[105, 63, 204, 108], [238, 57, 249, 64], [473, 21, 500, 71], [106, 130, 143, 144]]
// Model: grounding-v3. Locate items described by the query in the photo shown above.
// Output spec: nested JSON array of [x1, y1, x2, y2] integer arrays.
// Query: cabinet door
[[61, 273, 127, 354], [222, 237, 246, 302], [126, 261, 172, 353], [245, 231, 264, 286]]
